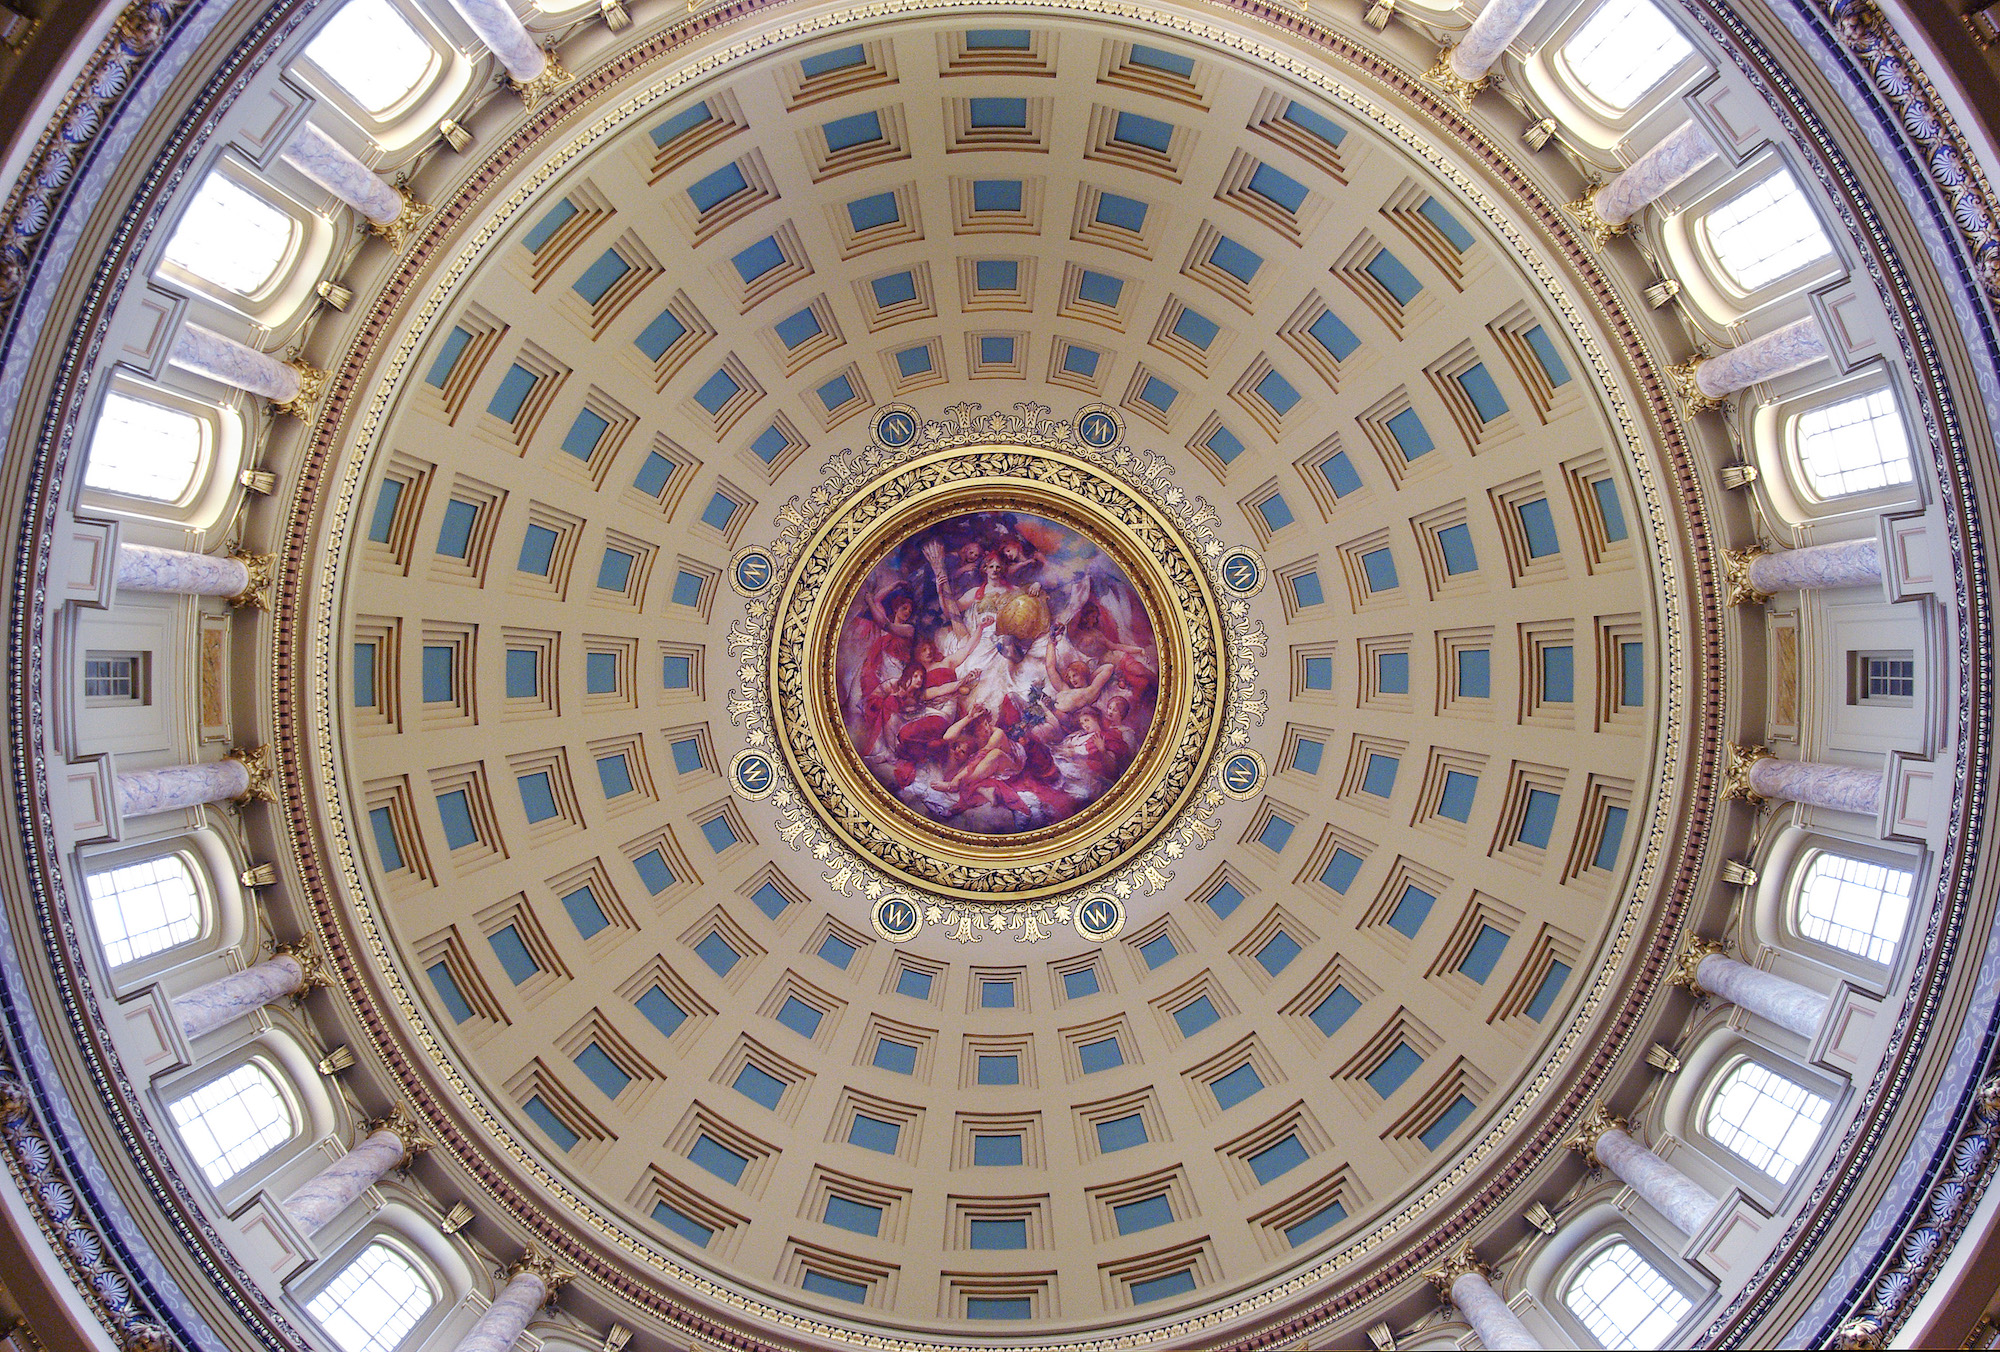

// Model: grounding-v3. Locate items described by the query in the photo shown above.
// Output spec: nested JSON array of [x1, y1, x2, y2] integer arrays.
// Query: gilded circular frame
[[770, 445, 1225, 899]]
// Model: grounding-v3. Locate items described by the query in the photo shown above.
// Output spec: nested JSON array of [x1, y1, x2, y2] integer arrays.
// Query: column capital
[[227, 552, 276, 609], [1722, 743, 1774, 804], [1723, 547, 1772, 606], [1666, 354, 1724, 416], [274, 360, 327, 419], [506, 1246, 576, 1299], [274, 938, 333, 990], [1567, 1103, 1627, 1168], [369, 191, 432, 252], [1423, 48, 1489, 105], [514, 47, 573, 110], [225, 744, 277, 803], [1666, 938, 1728, 994], [1563, 186, 1626, 248], [1424, 1241, 1493, 1302], [364, 1103, 434, 1165]]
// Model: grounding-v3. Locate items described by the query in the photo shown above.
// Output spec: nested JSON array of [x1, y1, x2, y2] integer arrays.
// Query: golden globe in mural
[[834, 510, 1162, 835]]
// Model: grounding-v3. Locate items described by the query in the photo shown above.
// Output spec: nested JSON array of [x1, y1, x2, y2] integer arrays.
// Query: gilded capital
[[1667, 938, 1727, 994], [507, 1246, 576, 1299], [1423, 49, 1489, 106], [274, 938, 332, 990], [364, 1103, 433, 1164], [274, 362, 327, 420], [1723, 547, 1771, 607], [227, 552, 276, 610], [1723, 743, 1774, 804], [1567, 1102, 1627, 1168], [514, 49, 574, 111], [225, 744, 277, 803], [1666, 355, 1724, 417], [1563, 187, 1628, 248], [368, 192, 432, 252], [1424, 1241, 1492, 1303]]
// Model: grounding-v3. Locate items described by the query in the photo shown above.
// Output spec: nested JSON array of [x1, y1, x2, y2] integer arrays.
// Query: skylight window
[[306, 1243, 435, 1352], [1701, 1060, 1831, 1183], [1563, 0, 1697, 112], [167, 1063, 295, 1185], [83, 391, 207, 504], [1795, 850, 1911, 963], [1562, 1242, 1692, 1349], [162, 173, 297, 296], [301, 0, 439, 116], [1702, 169, 1836, 291], [86, 854, 201, 965], [1795, 388, 1914, 498]]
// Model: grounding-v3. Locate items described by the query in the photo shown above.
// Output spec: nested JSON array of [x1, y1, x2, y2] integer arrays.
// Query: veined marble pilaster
[[1673, 947, 1830, 1039], [1694, 318, 1830, 398], [1449, 0, 1553, 79], [1595, 122, 1722, 225], [1573, 1108, 1719, 1236], [169, 324, 299, 403], [454, 1253, 571, 1352], [115, 759, 250, 817], [1428, 1246, 1538, 1350], [1747, 538, 1883, 594], [442, 0, 547, 82], [115, 543, 249, 598], [279, 122, 404, 226], [281, 1112, 428, 1233]]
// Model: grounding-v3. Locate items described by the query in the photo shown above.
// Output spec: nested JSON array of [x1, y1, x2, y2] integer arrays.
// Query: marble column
[[169, 324, 301, 405], [1573, 1108, 1719, 1236], [115, 543, 250, 598], [443, 0, 547, 82], [1694, 318, 1829, 399], [1726, 745, 1885, 816], [1450, 0, 1553, 80], [279, 122, 404, 226], [1683, 948, 1829, 1039], [454, 1255, 570, 1352], [1747, 539, 1883, 593], [116, 759, 250, 818], [280, 1110, 428, 1234], [1595, 122, 1722, 226], [171, 944, 321, 1040], [1432, 1259, 1539, 1351]]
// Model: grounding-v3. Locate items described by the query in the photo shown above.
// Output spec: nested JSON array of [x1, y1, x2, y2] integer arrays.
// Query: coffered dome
[[0, 0, 1994, 1349]]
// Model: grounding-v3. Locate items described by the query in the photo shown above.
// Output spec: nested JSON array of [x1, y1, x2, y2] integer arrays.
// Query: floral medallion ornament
[[727, 402, 1270, 942]]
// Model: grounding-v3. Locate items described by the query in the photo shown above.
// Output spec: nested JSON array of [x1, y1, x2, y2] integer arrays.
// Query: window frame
[[77, 830, 244, 984], [1750, 367, 1923, 524], [153, 155, 332, 326], [1782, 839, 1920, 973], [1545, 0, 1708, 129], [1521, 0, 1710, 149], [285, 0, 472, 153], [1549, 1229, 1702, 1351], [74, 372, 245, 529], [298, 1233, 442, 1352], [1666, 152, 1846, 322], [1688, 1047, 1838, 1191], [164, 1056, 303, 1191]]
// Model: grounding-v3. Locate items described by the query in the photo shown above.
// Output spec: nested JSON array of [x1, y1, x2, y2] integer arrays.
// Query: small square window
[[1319, 848, 1363, 894], [1062, 967, 1100, 999], [1078, 1037, 1123, 1073], [896, 967, 933, 1000], [818, 932, 857, 968], [1255, 931, 1301, 975], [1456, 648, 1491, 699], [1386, 884, 1434, 937], [980, 980, 1015, 1008], [976, 1054, 1019, 1085], [972, 179, 1023, 212], [973, 1133, 1023, 1165], [873, 1038, 917, 1074], [1851, 650, 1916, 706], [1211, 1062, 1264, 1109], [1309, 985, 1360, 1037], [776, 996, 821, 1038], [1292, 738, 1324, 774], [1257, 816, 1294, 853], [636, 985, 687, 1037], [1138, 932, 1177, 968], [1362, 754, 1398, 798], [1377, 651, 1409, 694], [1291, 570, 1325, 607]]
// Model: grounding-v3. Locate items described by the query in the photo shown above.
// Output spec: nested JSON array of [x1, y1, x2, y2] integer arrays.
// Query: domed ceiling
[[14, 0, 2000, 1347], [302, 6, 1687, 1341]]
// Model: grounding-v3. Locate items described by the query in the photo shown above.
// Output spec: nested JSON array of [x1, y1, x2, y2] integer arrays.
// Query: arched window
[[1561, 0, 1696, 112], [161, 172, 299, 297], [1794, 850, 1912, 963], [166, 1062, 296, 1186], [85, 854, 202, 966], [1794, 388, 1914, 499], [300, 0, 441, 117], [82, 390, 208, 506], [1700, 169, 1836, 292], [1562, 1242, 1693, 1348], [1700, 1059, 1831, 1183], [305, 1242, 436, 1352]]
